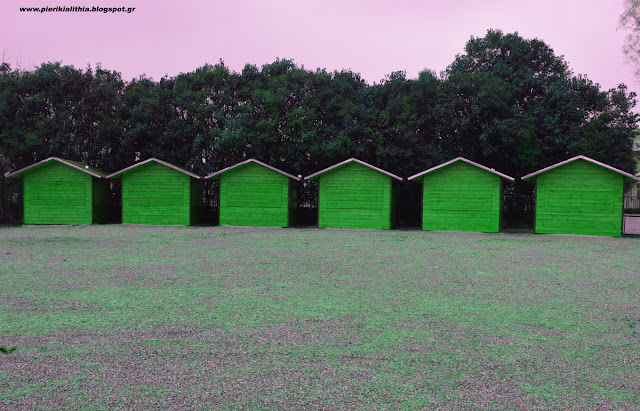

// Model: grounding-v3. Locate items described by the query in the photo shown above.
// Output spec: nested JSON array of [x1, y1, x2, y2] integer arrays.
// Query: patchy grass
[[1, 225, 639, 409]]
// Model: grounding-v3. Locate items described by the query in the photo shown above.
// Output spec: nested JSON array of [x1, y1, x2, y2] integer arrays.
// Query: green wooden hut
[[521, 155, 639, 236], [408, 157, 514, 233], [4, 157, 109, 225], [305, 158, 402, 229], [205, 159, 299, 227], [107, 158, 202, 225]]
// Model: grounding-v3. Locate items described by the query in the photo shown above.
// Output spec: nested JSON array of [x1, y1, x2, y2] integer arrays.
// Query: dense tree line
[[1, 30, 638, 225]]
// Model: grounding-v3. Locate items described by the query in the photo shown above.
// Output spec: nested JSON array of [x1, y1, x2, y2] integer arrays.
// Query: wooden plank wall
[[23, 162, 94, 224], [318, 162, 393, 229], [535, 160, 623, 236], [219, 163, 292, 227], [421, 161, 502, 233], [122, 162, 191, 225]]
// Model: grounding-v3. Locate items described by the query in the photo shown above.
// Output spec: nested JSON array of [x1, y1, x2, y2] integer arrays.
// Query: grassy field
[[1, 225, 639, 409]]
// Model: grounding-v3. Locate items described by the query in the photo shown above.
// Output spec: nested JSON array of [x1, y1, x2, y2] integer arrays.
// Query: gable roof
[[305, 158, 402, 181], [4, 157, 107, 179], [106, 158, 201, 179], [205, 158, 300, 180], [407, 157, 514, 181], [521, 155, 639, 183]]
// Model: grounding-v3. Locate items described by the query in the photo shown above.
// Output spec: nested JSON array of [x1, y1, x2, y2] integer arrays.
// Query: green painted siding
[[420, 161, 503, 233], [22, 161, 95, 224], [317, 162, 393, 229], [121, 162, 194, 225], [534, 160, 623, 236], [218, 162, 294, 227]]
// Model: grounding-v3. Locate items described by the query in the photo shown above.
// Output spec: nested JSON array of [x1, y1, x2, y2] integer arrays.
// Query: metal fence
[[502, 182, 535, 227], [624, 196, 640, 211], [297, 180, 318, 209], [0, 178, 22, 224]]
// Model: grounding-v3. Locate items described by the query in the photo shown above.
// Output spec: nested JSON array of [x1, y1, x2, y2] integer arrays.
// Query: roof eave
[[521, 155, 638, 182], [4, 157, 105, 179], [304, 158, 402, 181], [106, 158, 201, 179], [204, 158, 300, 180], [408, 157, 514, 181]]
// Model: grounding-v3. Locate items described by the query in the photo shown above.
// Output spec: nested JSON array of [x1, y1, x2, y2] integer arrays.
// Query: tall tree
[[118, 75, 175, 168], [172, 62, 236, 175], [72, 65, 125, 171], [446, 29, 637, 175], [445, 29, 638, 224], [620, 0, 640, 78]]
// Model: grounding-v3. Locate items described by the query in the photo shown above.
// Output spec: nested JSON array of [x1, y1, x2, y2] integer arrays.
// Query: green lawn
[[1, 225, 639, 409]]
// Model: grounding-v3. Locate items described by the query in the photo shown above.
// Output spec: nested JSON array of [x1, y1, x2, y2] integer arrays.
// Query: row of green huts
[[4, 155, 639, 236]]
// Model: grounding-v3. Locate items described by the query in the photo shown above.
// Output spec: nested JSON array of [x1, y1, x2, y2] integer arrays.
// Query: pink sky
[[1, 0, 637, 99]]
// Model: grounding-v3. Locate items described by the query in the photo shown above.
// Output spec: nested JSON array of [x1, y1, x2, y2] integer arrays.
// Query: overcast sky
[[1, 0, 636, 98]]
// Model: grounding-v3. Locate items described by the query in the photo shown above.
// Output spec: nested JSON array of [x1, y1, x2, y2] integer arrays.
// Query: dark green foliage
[[443, 29, 637, 176], [1, 30, 638, 225], [0, 62, 125, 170], [0, 345, 17, 354]]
